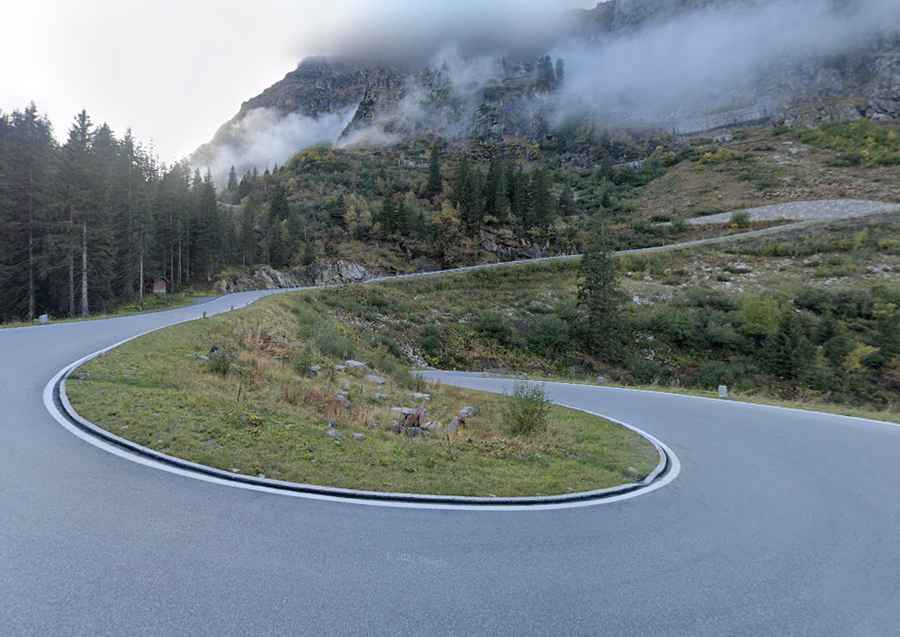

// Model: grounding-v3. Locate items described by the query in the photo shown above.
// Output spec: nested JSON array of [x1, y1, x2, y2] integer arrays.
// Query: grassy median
[[65, 293, 658, 497]]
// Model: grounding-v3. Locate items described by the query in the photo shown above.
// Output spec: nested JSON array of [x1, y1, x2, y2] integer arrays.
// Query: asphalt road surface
[[3, 289, 900, 635]]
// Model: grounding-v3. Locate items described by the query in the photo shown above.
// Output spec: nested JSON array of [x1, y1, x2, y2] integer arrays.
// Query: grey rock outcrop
[[213, 260, 374, 294]]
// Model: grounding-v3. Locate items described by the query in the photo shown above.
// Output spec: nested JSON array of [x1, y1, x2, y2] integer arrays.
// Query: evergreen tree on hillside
[[237, 170, 253, 200], [767, 312, 816, 381], [482, 157, 504, 222], [270, 182, 289, 221], [578, 217, 626, 362], [0, 104, 58, 321], [238, 197, 259, 266], [60, 110, 94, 316], [558, 186, 576, 217], [427, 142, 443, 197], [453, 156, 483, 233], [537, 55, 556, 90], [493, 164, 510, 223], [378, 195, 398, 236], [508, 164, 528, 231], [528, 169, 555, 229], [227, 166, 238, 192]]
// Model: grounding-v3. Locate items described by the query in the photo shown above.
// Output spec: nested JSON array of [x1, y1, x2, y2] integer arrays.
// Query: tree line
[[0, 103, 232, 322]]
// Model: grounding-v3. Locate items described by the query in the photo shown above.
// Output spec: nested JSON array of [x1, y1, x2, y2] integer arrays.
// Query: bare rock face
[[196, 0, 899, 169], [213, 265, 305, 294], [310, 260, 372, 286], [213, 260, 374, 294]]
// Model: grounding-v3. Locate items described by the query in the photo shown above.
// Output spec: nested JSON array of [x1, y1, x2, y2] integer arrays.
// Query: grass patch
[[798, 120, 900, 167], [66, 293, 659, 497]]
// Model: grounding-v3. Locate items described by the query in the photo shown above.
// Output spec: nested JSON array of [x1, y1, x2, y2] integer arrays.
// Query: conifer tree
[[427, 142, 443, 196], [767, 312, 816, 381], [578, 217, 626, 362]]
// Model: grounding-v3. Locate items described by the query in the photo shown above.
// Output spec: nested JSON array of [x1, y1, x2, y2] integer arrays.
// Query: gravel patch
[[688, 199, 900, 226]]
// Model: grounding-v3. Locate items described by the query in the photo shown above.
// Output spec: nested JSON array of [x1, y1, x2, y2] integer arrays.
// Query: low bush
[[731, 211, 752, 228], [503, 383, 552, 436], [313, 324, 355, 360], [207, 348, 233, 376]]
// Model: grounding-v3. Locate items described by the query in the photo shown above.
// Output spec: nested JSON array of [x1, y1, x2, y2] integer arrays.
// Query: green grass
[[797, 120, 900, 167], [66, 294, 659, 497], [310, 218, 900, 420]]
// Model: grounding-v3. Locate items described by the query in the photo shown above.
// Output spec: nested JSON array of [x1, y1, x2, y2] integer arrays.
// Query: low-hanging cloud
[[198, 106, 356, 180], [200, 0, 900, 176], [291, 0, 588, 65], [553, 0, 900, 130]]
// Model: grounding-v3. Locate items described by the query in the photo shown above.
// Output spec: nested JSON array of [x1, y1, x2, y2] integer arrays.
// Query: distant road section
[[688, 199, 900, 225]]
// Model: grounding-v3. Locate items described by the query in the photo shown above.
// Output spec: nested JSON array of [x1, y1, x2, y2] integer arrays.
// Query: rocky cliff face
[[194, 0, 899, 170], [214, 260, 375, 294]]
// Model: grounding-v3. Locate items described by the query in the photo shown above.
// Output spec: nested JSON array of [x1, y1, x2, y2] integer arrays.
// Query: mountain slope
[[193, 0, 900, 174]]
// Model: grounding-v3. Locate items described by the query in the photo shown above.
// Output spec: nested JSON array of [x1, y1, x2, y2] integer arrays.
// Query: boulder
[[447, 417, 462, 434], [458, 406, 479, 420], [365, 374, 387, 385], [345, 360, 368, 370], [352, 432, 366, 441], [335, 392, 352, 409], [410, 392, 431, 401]]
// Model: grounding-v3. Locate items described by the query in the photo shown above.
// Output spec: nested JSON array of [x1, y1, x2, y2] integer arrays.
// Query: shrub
[[699, 147, 747, 164], [627, 356, 672, 385], [731, 211, 752, 228], [293, 346, 318, 376], [694, 360, 747, 388], [313, 324, 355, 360], [526, 315, 573, 358], [473, 311, 514, 345], [419, 324, 444, 359], [503, 383, 552, 436], [207, 348, 233, 376]]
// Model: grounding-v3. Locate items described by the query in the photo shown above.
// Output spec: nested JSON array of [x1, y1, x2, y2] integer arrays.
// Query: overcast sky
[[0, 0, 589, 162]]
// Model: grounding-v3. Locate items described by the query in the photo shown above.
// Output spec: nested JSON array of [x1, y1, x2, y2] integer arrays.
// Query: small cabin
[[152, 278, 168, 296]]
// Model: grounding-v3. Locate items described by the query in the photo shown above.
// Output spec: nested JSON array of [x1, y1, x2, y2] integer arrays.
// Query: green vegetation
[[66, 294, 659, 497], [503, 383, 552, 436], [798, 120, 900, 167], [314, 214, 900, 418]]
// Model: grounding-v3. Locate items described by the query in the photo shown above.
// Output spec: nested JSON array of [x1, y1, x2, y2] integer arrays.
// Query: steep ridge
[[193, 0, 900, 173]]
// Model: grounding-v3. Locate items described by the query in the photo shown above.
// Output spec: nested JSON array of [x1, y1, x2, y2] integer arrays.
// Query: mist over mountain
[[193, 0, 900, 177]]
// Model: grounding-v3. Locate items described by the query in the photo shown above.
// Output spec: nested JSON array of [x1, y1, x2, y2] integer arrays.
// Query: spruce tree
[[427, 142, 442, 196], [555, 58, 566, 87], [60, 110, 93, 316], [558, 186, 576, 217], [528, 169, 555, 229], [767, 312, 816, 381], [270, 182, 289, 221], [578, 217, 626, 362]]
